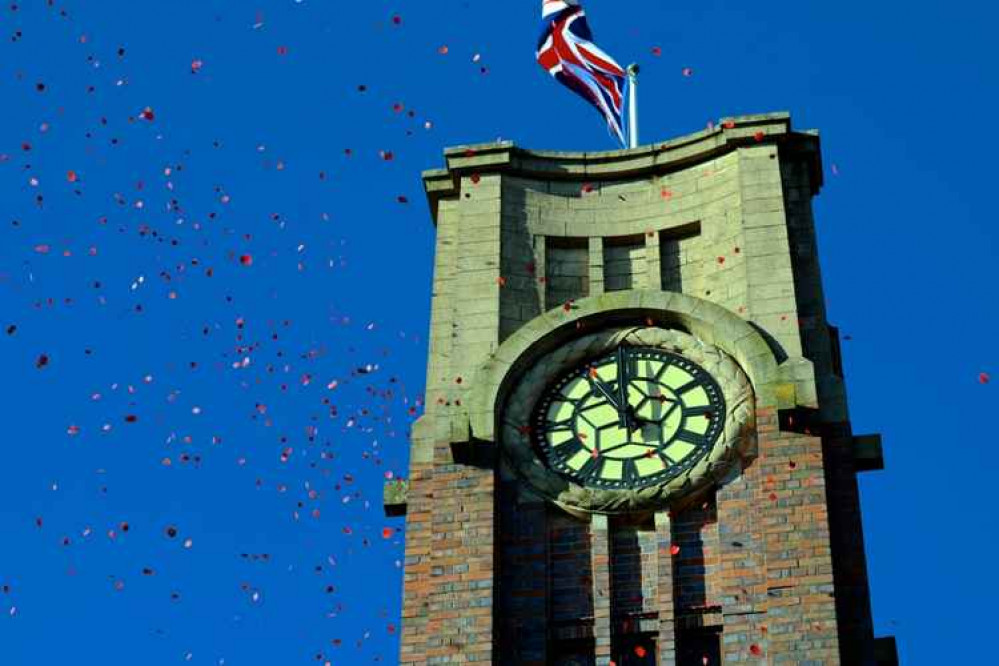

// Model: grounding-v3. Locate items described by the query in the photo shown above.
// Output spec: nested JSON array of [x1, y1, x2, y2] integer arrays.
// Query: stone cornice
[[422, 112, 822, 223]]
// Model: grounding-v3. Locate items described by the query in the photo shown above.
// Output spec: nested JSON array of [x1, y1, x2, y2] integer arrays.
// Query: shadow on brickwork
[[497, 480, 596, 665]]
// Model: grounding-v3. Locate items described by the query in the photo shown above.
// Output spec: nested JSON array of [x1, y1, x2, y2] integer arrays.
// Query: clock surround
[[500, 325, 755, 514], [532, 346, 727, 491]]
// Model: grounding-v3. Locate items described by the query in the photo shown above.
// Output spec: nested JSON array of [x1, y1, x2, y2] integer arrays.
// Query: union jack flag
[[537, 0, 627, 146]]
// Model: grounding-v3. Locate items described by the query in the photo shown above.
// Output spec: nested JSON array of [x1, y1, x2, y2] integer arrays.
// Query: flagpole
[[627, 63, 640, 148]]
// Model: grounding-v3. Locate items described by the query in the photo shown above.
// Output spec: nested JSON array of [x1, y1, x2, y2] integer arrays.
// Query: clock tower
[[385, 113, 898, 665]]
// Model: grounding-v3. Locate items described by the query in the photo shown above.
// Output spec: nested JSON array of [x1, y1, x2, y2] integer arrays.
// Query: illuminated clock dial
[[533, 346, 726, 490]]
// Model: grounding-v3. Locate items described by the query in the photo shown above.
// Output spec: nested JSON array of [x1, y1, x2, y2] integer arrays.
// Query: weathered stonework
[[394, 112, 892, 665], [498, 325, 755, 514]]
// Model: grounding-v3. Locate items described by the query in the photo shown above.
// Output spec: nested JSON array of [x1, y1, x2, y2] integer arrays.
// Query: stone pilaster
[[655, 511, 678, 665]]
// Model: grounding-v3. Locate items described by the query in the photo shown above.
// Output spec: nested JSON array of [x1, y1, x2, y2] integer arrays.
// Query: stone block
[[385, 479, 410, 517]]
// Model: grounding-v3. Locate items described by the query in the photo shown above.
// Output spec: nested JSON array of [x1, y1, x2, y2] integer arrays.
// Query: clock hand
[[616, 347, 631, 428], [586, 371, 623, 411], [658, 401, 681, 424]]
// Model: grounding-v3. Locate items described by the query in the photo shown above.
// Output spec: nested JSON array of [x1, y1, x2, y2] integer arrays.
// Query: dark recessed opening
[[677, 625, 722, 665]]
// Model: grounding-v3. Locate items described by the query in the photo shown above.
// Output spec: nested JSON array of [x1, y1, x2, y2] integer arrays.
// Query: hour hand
[[587, 370, 623, 411], [585, 370, 631, 429]]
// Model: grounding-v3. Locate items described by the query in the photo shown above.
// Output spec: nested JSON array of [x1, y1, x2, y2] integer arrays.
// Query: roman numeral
[[683, 405, 717, 417], [623, 459, 640, 485], [675, 430, 706, 446], [576, 455, 602, 482], [552, 438, 585, 460], [675, 379, 702, 395]]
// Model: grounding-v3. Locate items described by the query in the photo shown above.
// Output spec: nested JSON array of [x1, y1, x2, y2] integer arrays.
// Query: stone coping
[[422, 112, 823, 222]]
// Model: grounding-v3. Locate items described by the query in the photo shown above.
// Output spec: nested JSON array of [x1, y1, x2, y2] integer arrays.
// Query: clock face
[[532, 346, 726, 491]]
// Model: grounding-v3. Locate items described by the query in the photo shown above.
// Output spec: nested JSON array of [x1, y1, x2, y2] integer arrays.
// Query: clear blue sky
[[0, 1, 995, 664]]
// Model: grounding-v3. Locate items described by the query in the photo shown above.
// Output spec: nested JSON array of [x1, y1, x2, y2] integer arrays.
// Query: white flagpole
[[627, 63, 640, 148]]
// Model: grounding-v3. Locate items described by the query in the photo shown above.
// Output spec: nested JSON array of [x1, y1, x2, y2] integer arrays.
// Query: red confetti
[[980, 373, 990, 385], [438, 45, 449, 55], [723, 120, 736, 129], [754, 131, 765, 142], [670, 544, 681, 556], [634, 646, 647, 658], [190, 59, 203, 73], [749, 644, 763, 656], [651, 47, 662, 56], [276, 46, 289, 56], [140, 107, 155, 121], [382, 527, 394, 539], [35, 354, 49, 369], [239, 254, 253, 267], [66, 170, 78, 183], [391, 14, 402, 25]]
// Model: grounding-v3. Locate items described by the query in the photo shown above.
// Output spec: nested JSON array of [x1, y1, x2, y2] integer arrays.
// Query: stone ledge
[[450, 439, 496, 469], [383, 479, 410, 518], [854, 434, 885, 472], [874, 636, 899, 666]]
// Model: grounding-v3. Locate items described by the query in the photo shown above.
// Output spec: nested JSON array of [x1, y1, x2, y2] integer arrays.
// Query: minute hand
[[616, 347, 631, 428]]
